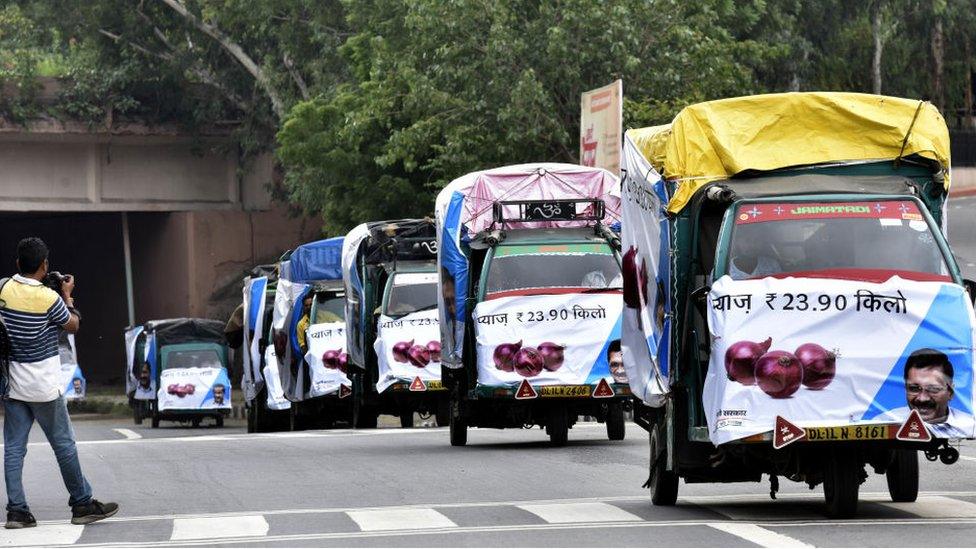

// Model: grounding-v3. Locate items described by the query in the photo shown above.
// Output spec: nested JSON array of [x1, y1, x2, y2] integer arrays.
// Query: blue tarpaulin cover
[[286, 237, 344, 283]]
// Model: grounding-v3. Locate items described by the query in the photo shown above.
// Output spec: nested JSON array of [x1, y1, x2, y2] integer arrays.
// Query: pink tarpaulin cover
[[437, 163, 621, 237]]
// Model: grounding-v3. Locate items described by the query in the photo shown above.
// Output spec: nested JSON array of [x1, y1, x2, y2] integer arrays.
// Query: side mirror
[[964, 279, 976, 305]]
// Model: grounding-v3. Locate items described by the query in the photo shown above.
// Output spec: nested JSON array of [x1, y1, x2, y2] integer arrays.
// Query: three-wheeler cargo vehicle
[[240, 263, 293, 433], [621, 92, 975, 518], [125, 318, 232, 428], [435, 163, 632, 446], [269, 237, 353, 430], [343, 219, 448, 428]]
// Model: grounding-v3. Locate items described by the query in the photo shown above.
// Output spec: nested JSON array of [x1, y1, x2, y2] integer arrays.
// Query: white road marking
[[170, 515, 268, 541], [0, 524, 84, 546], [346, 508, 456, 531], [708, 522, 813, 548], [112, 428, 142, 440], [45, 518, 976, 548], [883, 495, 976, 518], [31, 490, 976, 526], [957, 454, 976, 462], [519, 502, 642, 523]]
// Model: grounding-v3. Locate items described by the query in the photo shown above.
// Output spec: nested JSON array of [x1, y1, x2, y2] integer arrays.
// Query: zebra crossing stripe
[[170, 515, 268, 541], [345, 508, 457, 531]]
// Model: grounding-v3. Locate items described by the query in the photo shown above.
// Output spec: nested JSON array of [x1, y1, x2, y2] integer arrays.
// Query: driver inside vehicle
[[728, 233, 781, 280]]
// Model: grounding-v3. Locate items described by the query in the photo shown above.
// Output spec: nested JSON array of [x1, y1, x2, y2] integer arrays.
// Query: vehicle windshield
[[725, 200, 950, 281], [313, 294, 345, 323], [165, 349, 222, 370], [385, 272, 438, 316], [486, 243, 621, 296]]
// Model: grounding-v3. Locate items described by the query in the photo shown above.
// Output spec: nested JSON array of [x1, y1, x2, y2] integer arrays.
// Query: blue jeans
[[3, 396, 92, 512]]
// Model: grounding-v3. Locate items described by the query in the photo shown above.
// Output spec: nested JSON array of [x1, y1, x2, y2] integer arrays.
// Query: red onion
[[493, 341, 522, 371], [724, 337, 772, 385], [184, 384, 195, 395], [338, 352, 349, 373], [426, 340, 441, 363], [796, 343, 836, 390], [407, 345, 431, 367], [623, 246, 640, 308], [322, 349, 342, 369], [392, 340, 414, 363], [513, 347, 545, 377], [167, 384, 179, 395], [755, 350, 803, 398], [537, 342, 565, 371]]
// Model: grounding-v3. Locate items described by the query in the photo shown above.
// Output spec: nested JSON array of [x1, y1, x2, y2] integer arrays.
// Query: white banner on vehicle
[[133, 331, 156, 401], [620, 134, 670, 406], [262, 346, 291, 411], [124, 326, 143, 395], [157, 367, 232, 411], [705, 275, 976, 444], [374, 309, 442, 393], [304, 321, 351, 398], [472, 293, 623, 386], [241, 276, 269, 401], [61, 363, 85, 400]]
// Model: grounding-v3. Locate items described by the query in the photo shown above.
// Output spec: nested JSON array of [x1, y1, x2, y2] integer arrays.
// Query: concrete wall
[[0, 130, 270, 212]]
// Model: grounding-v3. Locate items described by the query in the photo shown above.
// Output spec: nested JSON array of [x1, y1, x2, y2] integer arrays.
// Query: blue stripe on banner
[[862, 284, 975, 419], [247, 278, 267, 329], [585, 313, 624, 384]]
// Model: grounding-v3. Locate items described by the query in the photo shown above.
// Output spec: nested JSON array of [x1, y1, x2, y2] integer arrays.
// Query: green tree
[[278, 0, 779, 234]]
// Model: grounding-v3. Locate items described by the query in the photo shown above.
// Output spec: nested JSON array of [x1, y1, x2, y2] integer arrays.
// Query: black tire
[[649, 429, 678, 506], [191, 418, 201, 428], [400, 411, 415, 428], [246, 405, 256, 433], [215, 415, 225, 428], [151, 413, 160, 429], [449, 399, 467, 446], [886, 449, 919, 503], [547, 407, 569, 447], [434, 400, 450, 427], [132, 402, 144, 425], [606, 401, 626, 441], [824, 450, 860, 518], [353, 402, 378, 429]]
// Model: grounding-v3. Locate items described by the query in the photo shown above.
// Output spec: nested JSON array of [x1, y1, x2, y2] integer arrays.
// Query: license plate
[[538, 385, 591, 398], [425, 380, 445, 391], [804, 424, 894, 442]]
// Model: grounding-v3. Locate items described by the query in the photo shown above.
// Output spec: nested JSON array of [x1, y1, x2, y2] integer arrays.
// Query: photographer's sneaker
[[5, 510, 36, 529], [71, 500, 118, 525]]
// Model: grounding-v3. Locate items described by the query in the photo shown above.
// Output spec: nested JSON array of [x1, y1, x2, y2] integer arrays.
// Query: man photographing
[[2, 237, 117, 528]]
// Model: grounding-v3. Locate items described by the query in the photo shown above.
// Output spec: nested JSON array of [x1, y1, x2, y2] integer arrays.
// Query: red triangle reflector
[[896, 409, 931, 442], [593, 378, 615, 398], [338, 384, 352, 399], [772, 416, 806, 449], [514, 379, 537, 399], [409, 377, 427, 392]]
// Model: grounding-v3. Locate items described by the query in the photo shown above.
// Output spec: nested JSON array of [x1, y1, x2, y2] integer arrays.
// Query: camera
[[43, 271, 68, 295]]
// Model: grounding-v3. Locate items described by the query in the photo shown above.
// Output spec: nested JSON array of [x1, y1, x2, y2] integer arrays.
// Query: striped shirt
[[1, 274, 71, 401]]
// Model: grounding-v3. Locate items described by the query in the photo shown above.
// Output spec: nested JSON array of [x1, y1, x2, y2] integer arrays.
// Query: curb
[[949, 187, 976, 198]]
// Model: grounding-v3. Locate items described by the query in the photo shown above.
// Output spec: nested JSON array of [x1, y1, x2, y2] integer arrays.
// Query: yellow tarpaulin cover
[[627, 92, 951, 213]]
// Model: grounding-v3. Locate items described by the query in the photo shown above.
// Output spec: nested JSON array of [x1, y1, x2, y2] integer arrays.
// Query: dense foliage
[[2, 0, 974, 233]]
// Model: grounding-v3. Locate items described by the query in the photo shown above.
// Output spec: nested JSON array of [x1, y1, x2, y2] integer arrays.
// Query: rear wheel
[[449, 398, 467, 446], [151, 412, 160, 429], [132, 401, 145, 425], [547, 407, 568, 447], [886, 449, 919, 503], [649, 429, 678, 506], [400, 411, 415, 428], [606, 401, 626, 441], [823, 450, 860, 518], [435, 400, 450, 427]]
